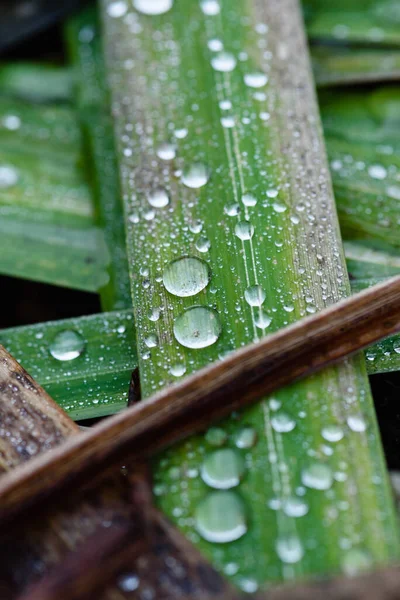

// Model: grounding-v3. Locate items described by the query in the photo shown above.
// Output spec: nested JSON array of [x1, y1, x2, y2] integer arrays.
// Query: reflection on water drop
[[244, 285, 266, 307], [169, 363, 186, 377], [211, 52, 237, 72], [342, 548, 372, 576], [181, 163, 210, 188], [244, 72, 268, 88], [0, 165, 19, 188], [201, 448, 245, 489], [49, 330, 85, 361], [271, 412, 296, 433], [195, 491, 247, 543], [174, 306, 221, 349], [234, 426, 257, 449], [133, 0, 173, 14], [205, 427, 228, 447], [255, 310, 272, 329], [118, 574, 139, 592], [235, 221, 254, 240], [163, 256, 210, 297], [301, 463, 333, 490], [276, 535, 304, 564], [156, 142, 176, 160], [107, 1, 127, 17], [148, 188, 170, 208], [200, 0, 220, 15]]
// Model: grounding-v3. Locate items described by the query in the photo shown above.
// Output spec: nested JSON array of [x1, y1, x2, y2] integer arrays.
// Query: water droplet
[[211, 52, 237, 72], [107, 1, 128, 18], [244, 285, 266, 307], [394, 342, 400, 354], [195, 236, 211, 253], [244, 72, 268, 88], [272, 202, 287, 213], [148, 307, 160, 321], [181, 163, 210, 188], [242, 193, 257, 207], [201, 448, 245, 489], [3, 115, 21, 130], [49, 330, 85, 361], [195, 491, 247, 543], [321, 425, 344, 443], [200, 0, 220, 15], [368, 164, 387, 180], [205, 427, 227, 447], [174, 127, 188, 139], [221, 116, 235, 128], [128, 212, 139, 223], [133, 0, 173, 14], [169, 363, 186, 377], [387, 185, 400, 200], [239, 579, 258, 593], [342, 548, 372, 576], [255, 311, 272, 329], [148, 188, 170, 208], [301, 463, 333, 490], [235, 221, 254, 240], [156, 142, 176, 160], [276, 535, 304, 564], [219, 99, 232, 110], [174, 306, 221, 349], [347, 415, 367, 432], [0, 165, 19, 188], [282, 497, 309, 517], [271, 412, 296, 433], [234, 426, 258, 449], [224, 203, 240, 217], [208, 38, 223, 51], [144, 333, 158, 348], [118, 574, 139, 592], [163, 256, 210, 297]]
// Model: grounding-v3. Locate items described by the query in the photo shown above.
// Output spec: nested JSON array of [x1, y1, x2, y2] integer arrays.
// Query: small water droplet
[[224, 203, 240, 217], [242, 193, 257, 207], [3, 115, 21, 130], [219, 99, 232, 110], [118, 574, 139, 592], [244, 72, 268, 88], [195, 491, 247, 543], [148, 307, 160, 321], [235, 221, 254, 240], [148, 188, 170, 208], [347, 415, 367, 432], [0, 165, 19, 188], [174, 306, 221, 349], [128, 212, 139, 223], [205, 427, 228, 447], [201, 448, 245, 489], [271, 412, 296, 433], [107, 1, 128, 18], [282, 497, 309, 517], [368, 164, 387, 180], [342, 548, 372, 576], [211, 52, 237, 72], [200, 0, 220, 15], [169, 363, 186, 377], [133, 0, 173, 14], [144, 333, 158, 348], [276, 535, 304, 564], [156, 142, 176, 160], [301, 463, 333, 490], [49, 330, 85, 361], [181, 163, 210, 188], [195, 236, 211, 253], [174, 127, 188, 139], [321, 425, 344, 443], [255, 311, 272, 329], [163, 256, 210, 297], [272, 202, 287, 213], [208, 38, 223, 51], [244, 285, 266, 307], [221, 115, 235, 128], [234, 426, 258, 449]]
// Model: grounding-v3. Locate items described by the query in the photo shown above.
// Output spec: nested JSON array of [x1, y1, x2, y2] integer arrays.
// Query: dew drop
[[321, 425, 344, 443], [224, 203, 240, 217], [144, 333, 158, 348], [49, 330, 85, 361], [234, 426, 258, 449], [205, 427, 228, 447], [242, 193, 257, 207], [282, 497, 309, 517], [208, 39, 223, 51], [169, 363, 186, 377], [387, 185, 400, 200], [181, 163, 210, 188], [118, 574, 139, 592], [148, 188, 170, 208], [211, 52, 237, 72], [244, 285, 266, 307], [107, 1, 128, 18], [174, 306, 221, 349], [163, 256, 210, 297], [3, 115, 21, 130], [272, 202, 287, 214], [368, 164, 387, 180], [244, 72, 268, 88], [235, 221, 254, 240], [0, 165, 19, 188], [221, 116, 235, 128], [347, 415, 367, 432], [133, 0, 173, 15], [271, 412, 296, 433], [195, 491, 247, 543], [200, 0, 220, 15], [219, 99, 232, 110], [195, 236, 211, 253], [342, 548, 372, 576], [301, 463, 333, 490], [201, 448, 245, 489], [394, 342, 400, 354], [276, 535, 304, 564], [156, 142, 176, 160], [148, 307, 160, 322], [255, 311, 272, 329]]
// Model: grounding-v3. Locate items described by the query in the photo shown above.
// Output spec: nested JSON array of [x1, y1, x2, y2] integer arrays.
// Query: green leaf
[[101, 0, 400, 588], [0, 62, 72, 104], [0, 310, 136, 421]]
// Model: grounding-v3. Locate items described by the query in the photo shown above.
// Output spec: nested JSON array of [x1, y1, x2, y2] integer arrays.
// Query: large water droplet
[[211, 52, 237, 72], [201, 448, 245, 489], [173, 306, 221, 349], [133, 0, 173, 15], [234, 426, 257, 449], [0, 165, 19, 188], [244, 285, 266, 307], [244, 72, 268, 88], [301, 463, 333, 490], [163, 256, 210, 297], [148, 188, 170, 208], [276, 536, 304, 564], [49, 330, 85, 361], [271, 412, 296, 433], [200, 0, 220, 15], [156, 142, 176, 160], [181, 163, 210, 188], [235, 221, 254, 240], [195, 491, 247, 543], [341, 548, 372, 576]]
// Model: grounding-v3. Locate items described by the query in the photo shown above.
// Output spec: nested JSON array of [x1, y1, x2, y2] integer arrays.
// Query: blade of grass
[[0, 62, 72, 104], [0, 310, 136, 421], [345, 240, 400, 280], [101, 0, 400, 588]]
